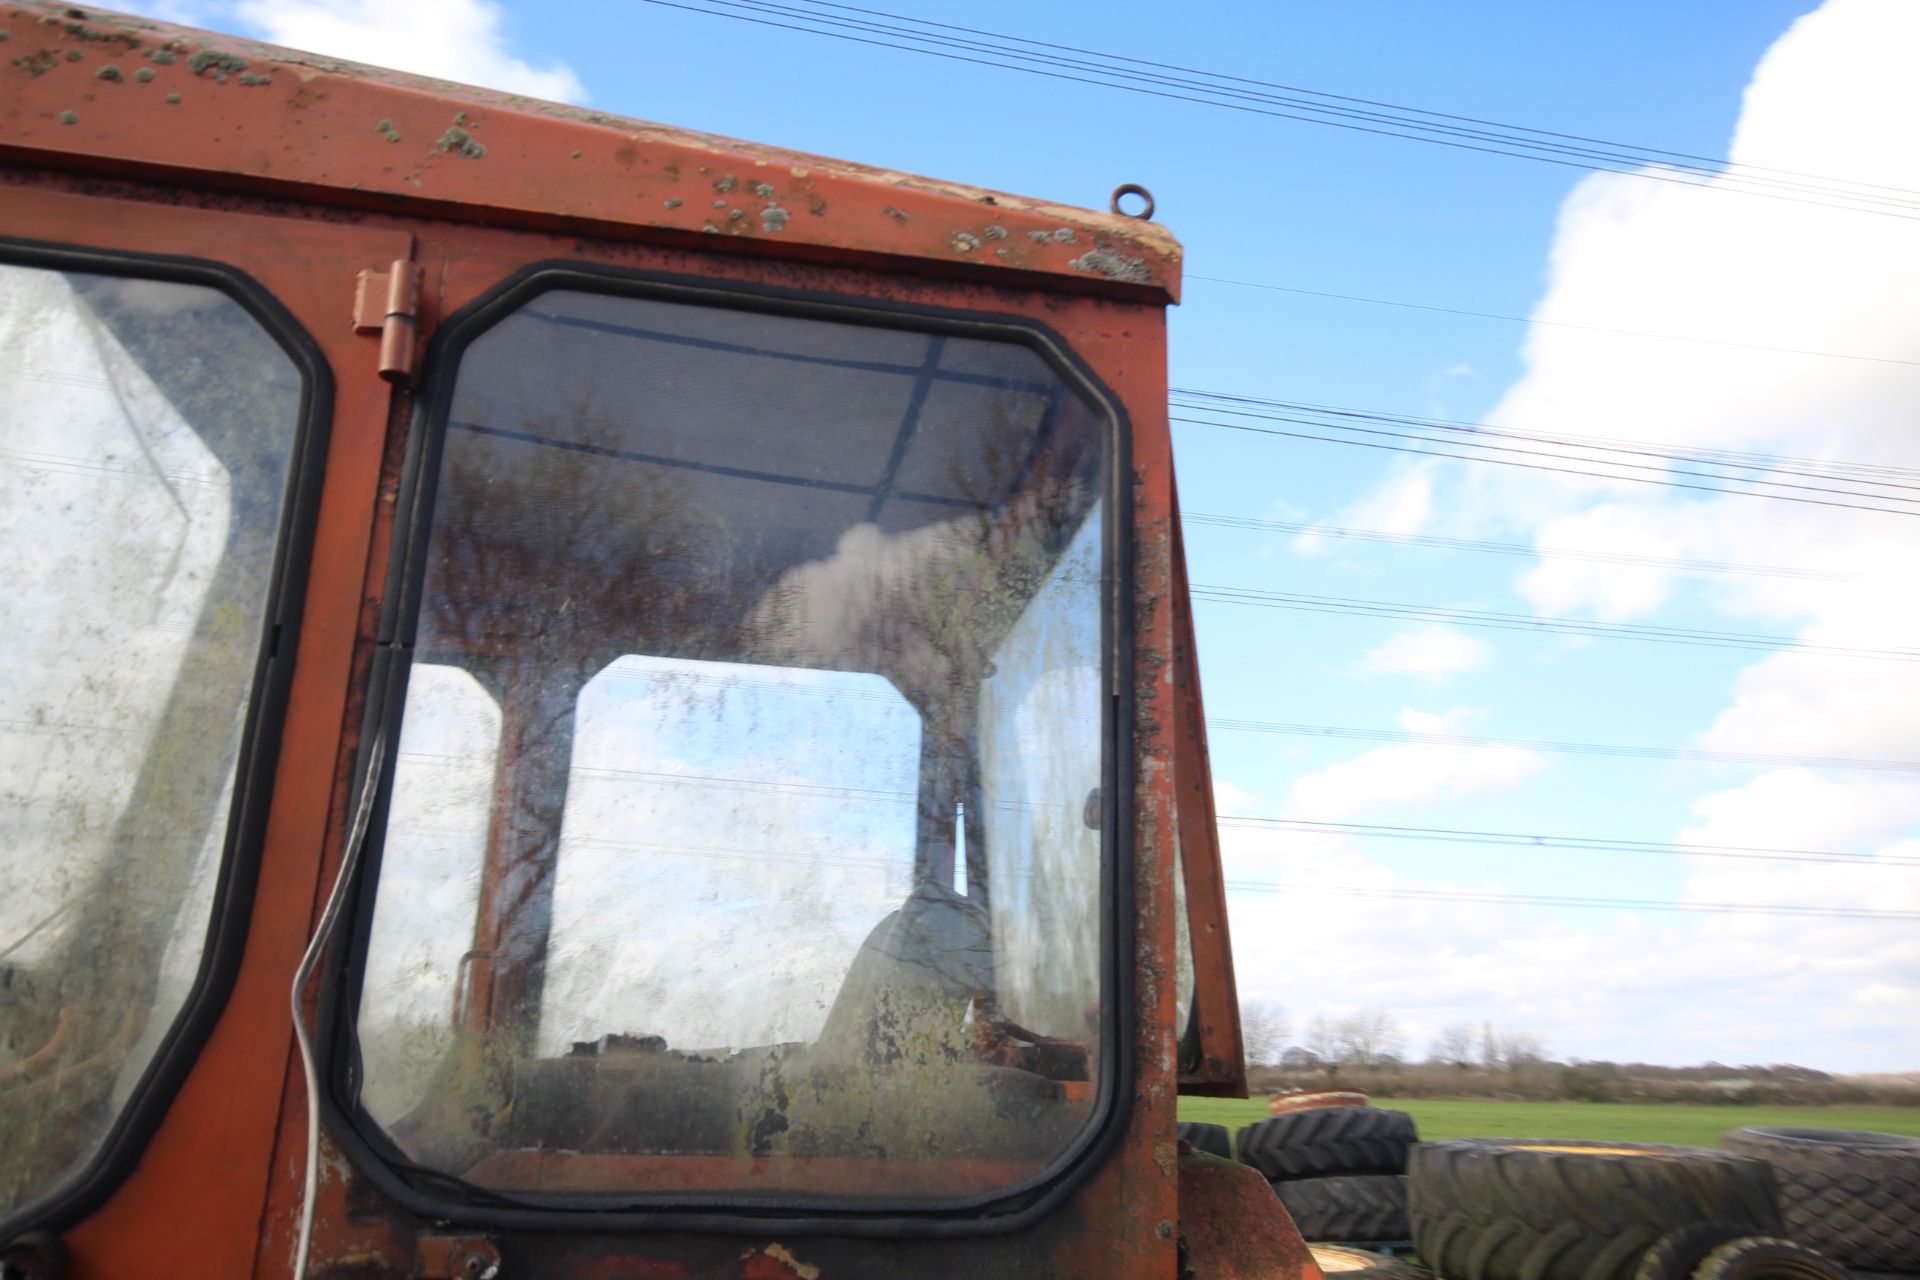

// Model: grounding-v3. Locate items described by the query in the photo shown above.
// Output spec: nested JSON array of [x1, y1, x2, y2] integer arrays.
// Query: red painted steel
[[0, 3, 1287, 1275], [1171, 471, 1251, 1098], [0, 3, 1180, 302]]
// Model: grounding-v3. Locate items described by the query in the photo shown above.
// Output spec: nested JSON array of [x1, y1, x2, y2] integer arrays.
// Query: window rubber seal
[[0, 236, 334, 1240], [315, 259, 1138, 1237]]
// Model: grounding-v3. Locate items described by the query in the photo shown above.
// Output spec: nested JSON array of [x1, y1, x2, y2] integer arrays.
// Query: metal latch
[[415, 1234, 500, 1280], [353, 260, 424, 386]]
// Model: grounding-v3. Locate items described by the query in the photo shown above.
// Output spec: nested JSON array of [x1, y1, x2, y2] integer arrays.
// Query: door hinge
[[354, 259, 424, 387]]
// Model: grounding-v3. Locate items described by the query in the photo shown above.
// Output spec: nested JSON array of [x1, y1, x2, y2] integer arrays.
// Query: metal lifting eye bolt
[[1110, 183, 1155, 220]]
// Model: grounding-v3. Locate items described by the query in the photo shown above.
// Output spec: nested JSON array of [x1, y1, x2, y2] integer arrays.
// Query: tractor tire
[[1178, 1121, 1234, 1160], [1694, 1237, 1850, 1280], [1721, 1128, 1920, 1273], [1275, 1174, 1410, 1242], [1635, 1223, 1755, 1280], [1311, 1244, 1434, 1280], [1408, 1139, 1780, 1280], [1238, 1106, 1419, 1181]]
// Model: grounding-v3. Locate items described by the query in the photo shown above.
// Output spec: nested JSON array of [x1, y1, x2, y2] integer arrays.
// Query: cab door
[[0, 183, 412, 1278]]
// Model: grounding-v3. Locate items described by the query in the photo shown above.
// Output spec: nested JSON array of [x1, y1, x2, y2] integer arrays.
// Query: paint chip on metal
[[756, 1244, 822, 1280]]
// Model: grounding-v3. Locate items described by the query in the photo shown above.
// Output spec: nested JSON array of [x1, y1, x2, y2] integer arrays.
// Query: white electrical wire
[[290, 731, 386, 1280]]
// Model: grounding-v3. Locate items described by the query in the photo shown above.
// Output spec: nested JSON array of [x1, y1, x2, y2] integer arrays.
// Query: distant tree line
[[1235, 1000, 1919, 1107]]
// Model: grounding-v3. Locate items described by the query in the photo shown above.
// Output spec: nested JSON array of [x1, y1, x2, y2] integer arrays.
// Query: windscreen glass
[[353, 287, 1113, 1203], [0, 263, 302, 1215]]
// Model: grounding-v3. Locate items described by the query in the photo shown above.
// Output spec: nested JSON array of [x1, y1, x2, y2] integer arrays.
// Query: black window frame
[[0, 237, 334, 1238], [317, 261, 1136, 1237]]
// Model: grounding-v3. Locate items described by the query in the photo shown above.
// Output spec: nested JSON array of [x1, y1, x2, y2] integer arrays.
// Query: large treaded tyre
[[1238, 1106, 1419, 1180], [1178, 1121, 1233, 1160], [1275, 1174, 1410, 1242], [1694, 1236, 1850, 1280], [1635, 1222, 1753, 1280], [1722, 1128, 1920, 1272], [1311, 1244, 1434, 1280], [1408, 1139, 1781, 1280]]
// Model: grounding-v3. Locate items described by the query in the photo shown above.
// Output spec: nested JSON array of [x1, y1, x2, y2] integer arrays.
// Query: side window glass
[[358, 664, 502, 1124], [979, 509, 1104, 1047], [351, 286, 1114, 1206], [0, 263, 304, 1215]]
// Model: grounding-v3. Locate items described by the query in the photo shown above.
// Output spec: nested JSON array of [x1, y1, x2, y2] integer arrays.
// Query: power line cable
[[1175, 391, 1920, 488], [1180, 512, 1863, 583], [794, 0, 1920, 207], [1204, 717, 1920, 775], [1217, 814, 1920, 868], [640, 0, 1920, 221], [1222, 879, 1920, 921], [1184, 275, 1920, 370], [1173, 397, 1920, 503], [1172, 416, 1920, 518], [1190, 582, 1920, 661]]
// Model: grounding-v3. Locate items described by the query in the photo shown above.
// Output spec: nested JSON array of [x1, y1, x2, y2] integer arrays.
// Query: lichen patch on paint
[[1069, 248, 1152, 284], [436, 123, 485, 158]]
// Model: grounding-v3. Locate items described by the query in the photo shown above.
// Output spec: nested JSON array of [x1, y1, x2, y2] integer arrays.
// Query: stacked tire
[[1237, 1105, 1418, 1244], [1721, 1128, 1920, 1279], [1406, 1139, 1793, 1280]]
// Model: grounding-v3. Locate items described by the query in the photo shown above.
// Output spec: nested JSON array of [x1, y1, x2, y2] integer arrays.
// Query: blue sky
[[165, 0, 1920, 1071]]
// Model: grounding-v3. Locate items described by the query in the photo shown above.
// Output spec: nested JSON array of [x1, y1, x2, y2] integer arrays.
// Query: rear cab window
[[339, 276, 1123, 1212]]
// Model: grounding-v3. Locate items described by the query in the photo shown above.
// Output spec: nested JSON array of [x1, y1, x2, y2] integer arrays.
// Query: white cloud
[[1283, 708, 1546, 821], [1229, 0, 1920, 1072], [1360, 624, 1489, 681], [1291, 460, 1437, 555], [231, 0, 587, 102]]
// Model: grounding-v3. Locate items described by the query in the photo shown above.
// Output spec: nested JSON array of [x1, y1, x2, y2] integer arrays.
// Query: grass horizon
[[1178, 1097, 1920, 1149]]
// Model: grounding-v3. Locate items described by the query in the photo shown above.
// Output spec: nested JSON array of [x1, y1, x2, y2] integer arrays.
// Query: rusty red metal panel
[[1170, 469, 1250, 1098], [0, 182, 410, 1279], [0, 1, 1182, 302], [1176, 1148, 1322, 1280], [2, 18, 1205, 1268]]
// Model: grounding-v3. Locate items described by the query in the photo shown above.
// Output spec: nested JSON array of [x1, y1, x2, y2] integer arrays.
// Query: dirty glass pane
[[538, 657, 920, 1059], [357, 288, 1111, 1202], [358, 665, 501, 1123], [0, 264, 302, 1214]]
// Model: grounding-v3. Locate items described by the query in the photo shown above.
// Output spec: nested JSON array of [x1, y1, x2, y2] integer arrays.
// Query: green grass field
[[1177, 1097, 1920, 1149]]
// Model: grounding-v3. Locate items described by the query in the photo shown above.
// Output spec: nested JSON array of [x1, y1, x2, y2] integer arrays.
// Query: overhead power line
[[1172, 401, 1920, 518], [642, 0, 1920, 221], [1181, 512, 1862, 583], [1222, 880, 1920, 921], [1216, 815, 1920, 868], [1167, 393, 1920, 514], [1174, 390, 1920, 487], [1190, 583, 1920, 662], [1205, 717, 1920, 775], [1185, 275, 1920, 369]]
